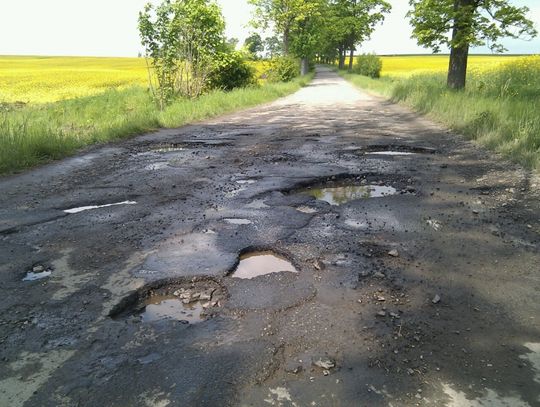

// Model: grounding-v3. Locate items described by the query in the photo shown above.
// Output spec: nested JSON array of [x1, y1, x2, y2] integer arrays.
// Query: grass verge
[[340, 56, 540, 171], [0, 74, 313, 175]]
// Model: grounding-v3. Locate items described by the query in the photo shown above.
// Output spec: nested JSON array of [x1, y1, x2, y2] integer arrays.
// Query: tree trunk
[[283, 26, 290, 55], [447, 43, 469, 89], [447, 0, 474, 89], [348, 48, 354, 72], [338, 47, 345, 70], [300, 58, 309, 75]]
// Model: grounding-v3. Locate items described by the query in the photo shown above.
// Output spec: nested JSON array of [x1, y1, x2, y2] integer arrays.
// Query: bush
[[354, 53, 383, 78], [208, 51, 257, 91], [265, 57, 300, 82]]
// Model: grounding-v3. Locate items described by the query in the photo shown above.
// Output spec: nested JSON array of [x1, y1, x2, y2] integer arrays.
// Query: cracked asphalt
[[1, 67, 539, 407]]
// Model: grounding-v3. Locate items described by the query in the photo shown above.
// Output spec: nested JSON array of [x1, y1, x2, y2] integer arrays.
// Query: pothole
[[152, 145, 186, 153], [23, 265, 52, 281], [296, 206, 317, 214], [110, 279, 225, 324], [235, 179, 256, 185], [300, 184, 397, 206], [224, 218, 253, 225], [358, 145, 436, 155], [232, 250, 298, 279], [63, 200, 137, 214]]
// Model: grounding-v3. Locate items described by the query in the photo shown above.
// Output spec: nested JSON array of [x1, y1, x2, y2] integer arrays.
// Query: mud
[[0, 67, 539, 407]]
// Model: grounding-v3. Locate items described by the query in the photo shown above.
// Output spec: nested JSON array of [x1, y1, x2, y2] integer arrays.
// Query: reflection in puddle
[[224, 218, 253, 225], [144, 162, 170, 171], [296, 206, 317, 214], [140, 295, 205, 323], [344, 219, 367, 229], [64, 201, 137, 214], [232, 251, 298, 279], [367, 151, 415, 156], [23, 270, 52, 281], [301, 185, 397, 205]]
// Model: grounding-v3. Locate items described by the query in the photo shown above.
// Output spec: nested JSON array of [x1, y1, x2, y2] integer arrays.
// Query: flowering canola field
[[379, 55, 524, 77], [0, 54, 529, 104]]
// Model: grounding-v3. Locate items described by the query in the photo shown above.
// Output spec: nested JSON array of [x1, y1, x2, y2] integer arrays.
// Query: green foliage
[[408, 0, 537, 53], [138, 0, 226, 107], [342, 56, 540, 170], [208, 51, 258, 91], [244, 33, 265, 59], [354, 53, 382, 78], [265, 57, 300, 82]]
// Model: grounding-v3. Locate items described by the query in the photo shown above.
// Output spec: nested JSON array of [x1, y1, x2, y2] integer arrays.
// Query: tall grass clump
[[343, 55, 540, 170], [0, 75, 312, 174]]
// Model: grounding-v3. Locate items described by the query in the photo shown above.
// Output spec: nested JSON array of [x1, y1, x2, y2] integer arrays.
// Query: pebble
[[313, 357, 335, 370], [376, 311, 386, 317], [388, 250, 399, 257], [373, 272, 386, 278], [432, 294, 441, 304]]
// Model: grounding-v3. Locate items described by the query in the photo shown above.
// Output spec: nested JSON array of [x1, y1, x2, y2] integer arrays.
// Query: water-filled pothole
[[300, 184, 397, 205], [23, 265, 52, 281], [232, 251, 298, 279], [64, 201, 137, 214], [140, 295, 205, 324], [359, 145, 436, 155], [110, 279, 225, 324]]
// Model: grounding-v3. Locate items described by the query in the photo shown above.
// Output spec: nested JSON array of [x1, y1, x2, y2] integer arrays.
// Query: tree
[[330, 0, 390, 71], [264, 35, 283, 57], [408, 0, 537, 89], [244, 33, 264, 58], [138, 0, 225, 107]]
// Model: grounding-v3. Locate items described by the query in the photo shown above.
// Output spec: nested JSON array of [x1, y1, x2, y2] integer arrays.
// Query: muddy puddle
[[367, 151, 415, 156], [111, 280, 225, 324], [140, 295, 205, 324], [300, 184, 397, 205], [232, 251, 298, 279], [64, 201, 137, 214], [296, 206, 317, 214]]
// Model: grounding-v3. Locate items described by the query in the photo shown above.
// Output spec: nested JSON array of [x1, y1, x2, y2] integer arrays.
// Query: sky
[[0, 0, 538, 57]]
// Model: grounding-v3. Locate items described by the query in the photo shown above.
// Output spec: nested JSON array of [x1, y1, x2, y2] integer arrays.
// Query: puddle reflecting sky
[[301, 185, 397, 205], [232, 251, 298, 279]]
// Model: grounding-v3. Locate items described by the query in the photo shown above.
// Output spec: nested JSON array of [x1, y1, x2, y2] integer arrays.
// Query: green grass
[[0, 74, 313, 174], [340, 56, 540, 170]]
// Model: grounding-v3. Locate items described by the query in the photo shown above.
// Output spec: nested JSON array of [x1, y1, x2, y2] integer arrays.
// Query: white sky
[[0, 0, 538, 57]]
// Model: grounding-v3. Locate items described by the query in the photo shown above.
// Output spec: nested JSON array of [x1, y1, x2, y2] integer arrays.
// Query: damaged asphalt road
[[1, 67, 539, 406]]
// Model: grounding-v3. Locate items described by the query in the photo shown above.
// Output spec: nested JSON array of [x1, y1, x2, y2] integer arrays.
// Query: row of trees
[[248, 0, 536, 88]]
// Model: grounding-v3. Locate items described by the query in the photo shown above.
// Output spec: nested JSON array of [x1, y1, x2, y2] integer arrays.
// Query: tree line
[[249, 0, 536, 88]]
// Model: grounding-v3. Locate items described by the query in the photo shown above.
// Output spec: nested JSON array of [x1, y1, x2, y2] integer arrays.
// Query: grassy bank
[[0, 74, 312, 174], [341, 56, 540, 170]]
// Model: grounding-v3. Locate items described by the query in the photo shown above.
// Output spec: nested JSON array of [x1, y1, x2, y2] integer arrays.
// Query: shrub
[[208, 51, 257, 91], [354, 53, 383, 78], [265, 57, 300, 82]]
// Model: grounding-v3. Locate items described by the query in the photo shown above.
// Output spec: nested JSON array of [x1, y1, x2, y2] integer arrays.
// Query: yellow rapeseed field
[[379, 54, 523, 77], [0, 54, 526, 104], [0, 56, 148, 104]]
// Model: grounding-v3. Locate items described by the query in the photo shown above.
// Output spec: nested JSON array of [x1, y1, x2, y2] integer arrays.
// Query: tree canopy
[[408, 0, 537, 88]]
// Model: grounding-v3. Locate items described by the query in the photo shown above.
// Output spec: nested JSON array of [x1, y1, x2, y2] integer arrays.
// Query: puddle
[[344, 219, 367, 228], [140, 295, 205, 324], [296, 206, 317, 214], [224, 218, 253, 225], [64, 201, 137, 214], [232, 251, 298, 279], [300, 185, 397, 205], [367, 151, 415, 156], [23, 270, 52, 281], [111, 280, 225, 324], [144, 162, 170, 171]]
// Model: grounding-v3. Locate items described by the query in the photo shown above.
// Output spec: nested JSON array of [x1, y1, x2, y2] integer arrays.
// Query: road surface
[[1, 67, 539, 406]]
